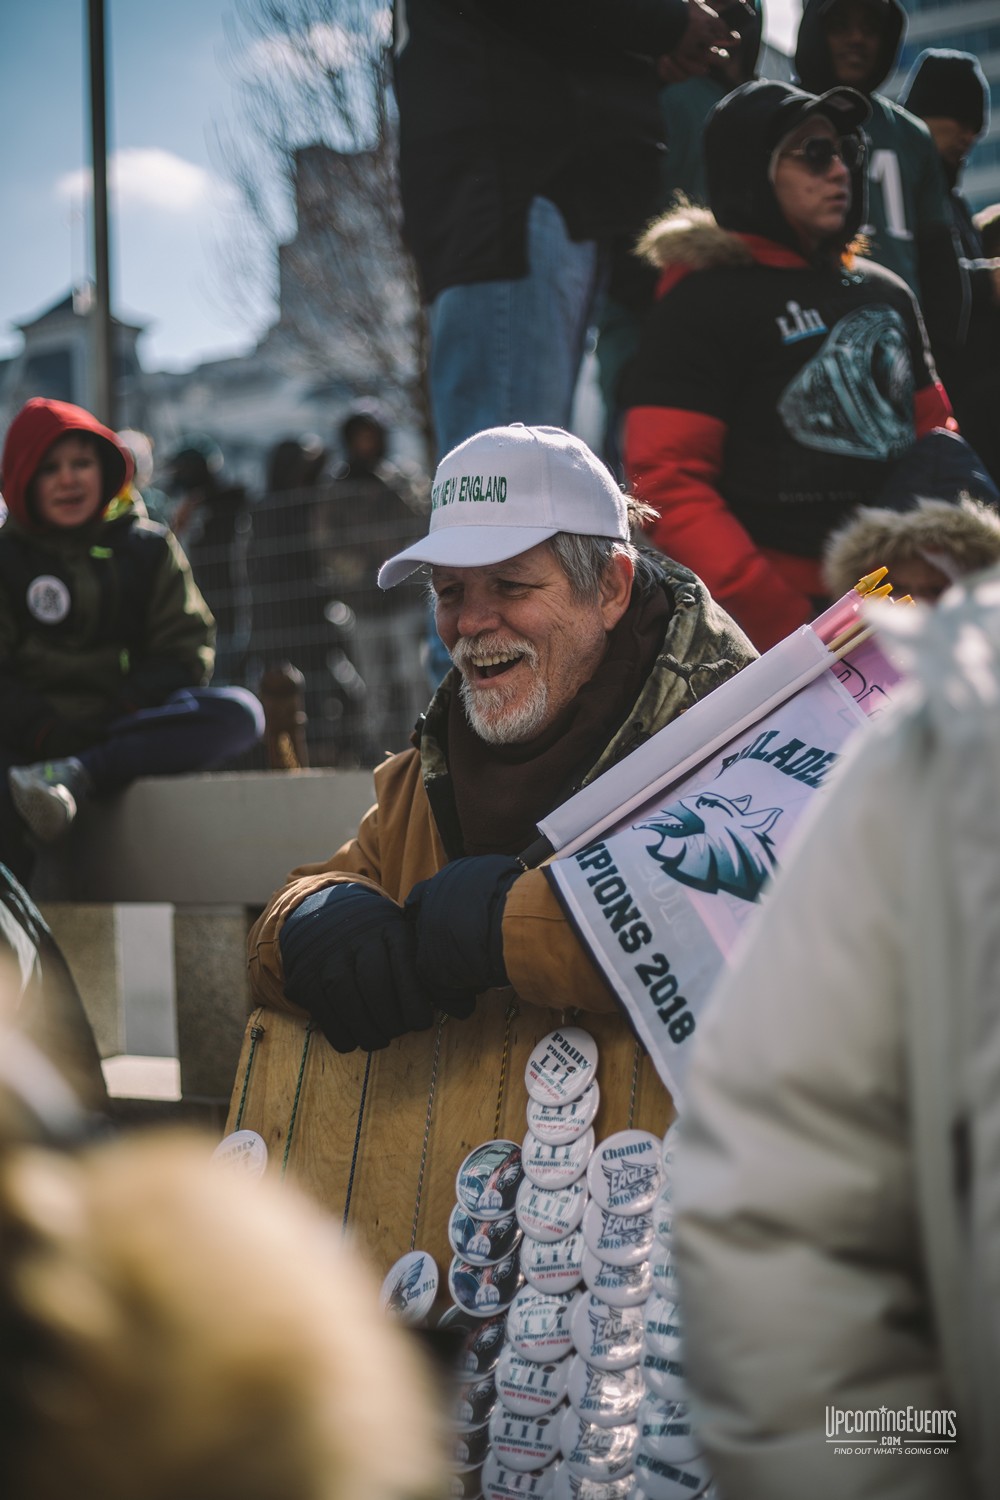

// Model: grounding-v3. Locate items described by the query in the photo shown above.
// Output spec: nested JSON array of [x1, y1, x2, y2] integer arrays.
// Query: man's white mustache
[[451, 633, 539, 672]]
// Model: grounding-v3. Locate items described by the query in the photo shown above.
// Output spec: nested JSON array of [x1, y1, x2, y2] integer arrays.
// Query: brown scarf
[[447, 586, 673, 856]]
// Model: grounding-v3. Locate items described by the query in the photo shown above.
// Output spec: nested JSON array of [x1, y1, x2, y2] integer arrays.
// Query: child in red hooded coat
[[0, 399, 262, 886]]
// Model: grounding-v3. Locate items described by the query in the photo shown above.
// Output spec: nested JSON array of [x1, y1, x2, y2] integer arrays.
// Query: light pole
[[87, 0, 115, 427]]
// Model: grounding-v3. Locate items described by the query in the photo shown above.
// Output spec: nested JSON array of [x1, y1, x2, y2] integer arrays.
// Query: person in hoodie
[[793, 0, 963, 356], [622, 77, 963, 652], [0, 399, 263, 885], [899, 49, 1000, 488]]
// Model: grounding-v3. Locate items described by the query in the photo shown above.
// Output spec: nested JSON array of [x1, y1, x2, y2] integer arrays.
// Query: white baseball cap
[[378, 424, 629, 589]]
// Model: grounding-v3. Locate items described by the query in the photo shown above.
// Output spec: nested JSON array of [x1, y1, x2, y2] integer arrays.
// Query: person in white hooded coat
[[672, 566, 1000, 1499]]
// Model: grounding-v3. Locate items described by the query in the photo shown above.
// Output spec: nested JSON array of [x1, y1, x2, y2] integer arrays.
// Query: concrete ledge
[[32, 769, 375, 907]]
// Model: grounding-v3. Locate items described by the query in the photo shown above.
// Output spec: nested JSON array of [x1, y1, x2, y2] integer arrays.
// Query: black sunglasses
[[782, 135, 865, 174]]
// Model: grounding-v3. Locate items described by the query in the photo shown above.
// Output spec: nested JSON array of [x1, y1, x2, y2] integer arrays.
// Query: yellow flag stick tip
[[855, 566, 889, 593]]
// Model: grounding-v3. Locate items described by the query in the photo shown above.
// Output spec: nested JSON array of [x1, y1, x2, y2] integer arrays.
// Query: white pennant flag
[[546, 634, 901, 1101]]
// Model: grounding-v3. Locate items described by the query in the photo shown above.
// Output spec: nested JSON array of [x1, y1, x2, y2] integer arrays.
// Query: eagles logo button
[[569, 1292, 644, 1372], [449, 1251, 522, 1318], [452, 1419, 491, 1472], [567, 1354, 644, 1428], [456, 1140, 524, 1220], [516, 1176, 588, 1243], [520, 1226, 585, 1295], [379, 1250, 438, 1325], [582, 1200, 654, 1268], [526, 1081, 600, 1146], [581, 1248, 653, 1309], [525, 1028, 598, 1106], [559, 1409, 638, 1483], [449, 1206, 523, 1267], [437, 1306, 508, 1378], [495, 1344, 571, 1416], [451, 1373, 497, 1430], [506, 1286, 577, 1362], [586, 1131, 663, 1216], [521, 1127, 595, 1190], [448, 1465, 486, 1499]]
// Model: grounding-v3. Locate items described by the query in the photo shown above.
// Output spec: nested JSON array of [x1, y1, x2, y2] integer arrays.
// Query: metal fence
[[180, 479, 436, 768]]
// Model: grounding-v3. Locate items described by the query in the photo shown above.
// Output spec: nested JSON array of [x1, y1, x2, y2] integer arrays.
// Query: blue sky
[[0, 0, 803, 374]]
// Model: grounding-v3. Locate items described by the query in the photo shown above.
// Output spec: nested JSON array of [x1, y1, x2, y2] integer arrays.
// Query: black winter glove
[[279, 883, 437, 1052], [36, 715, 110, 758], [405, 855, 524, 1007]]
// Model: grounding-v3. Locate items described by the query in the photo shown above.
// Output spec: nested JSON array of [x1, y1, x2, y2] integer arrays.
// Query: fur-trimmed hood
[[822, 496, 1000, 598], [636, 205, 757, 278]]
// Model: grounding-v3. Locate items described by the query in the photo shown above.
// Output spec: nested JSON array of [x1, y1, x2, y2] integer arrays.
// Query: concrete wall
[[36, 770, 376, 1102]]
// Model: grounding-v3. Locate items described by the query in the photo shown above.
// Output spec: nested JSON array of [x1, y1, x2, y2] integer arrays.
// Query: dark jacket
[[794, 0, 962, 349], [0, 400, 214, 756], [622, 81, 950, 651], [392, 0, 690, 303]]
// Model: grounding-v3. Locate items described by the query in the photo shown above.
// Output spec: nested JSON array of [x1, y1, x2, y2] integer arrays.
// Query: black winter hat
[[899, 49, 990, 136], [705, 79, 870, 252]]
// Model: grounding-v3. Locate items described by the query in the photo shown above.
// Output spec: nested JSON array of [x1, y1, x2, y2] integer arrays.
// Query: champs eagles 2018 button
[[581, 1247, 653, 1309], [570, 1292, 644, 1371], [582, 1199, 654, 1268], [566, 1354, 645, 1428], [559, 1408, 638, 1483], [586, 1131, 663, 1216]]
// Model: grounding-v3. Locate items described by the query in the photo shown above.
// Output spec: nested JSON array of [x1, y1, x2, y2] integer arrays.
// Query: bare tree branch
[[217, 0, 433, 464]]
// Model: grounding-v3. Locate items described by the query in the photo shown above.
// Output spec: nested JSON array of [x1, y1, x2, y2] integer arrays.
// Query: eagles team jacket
[[794, 0, 962, 351], [622, 210, 951, 650]]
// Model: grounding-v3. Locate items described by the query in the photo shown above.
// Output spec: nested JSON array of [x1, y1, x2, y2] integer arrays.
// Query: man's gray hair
[[549, 495, 664, 601]]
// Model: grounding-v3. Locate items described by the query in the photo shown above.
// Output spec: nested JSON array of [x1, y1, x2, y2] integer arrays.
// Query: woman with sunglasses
[[621, 78, 958, 652]]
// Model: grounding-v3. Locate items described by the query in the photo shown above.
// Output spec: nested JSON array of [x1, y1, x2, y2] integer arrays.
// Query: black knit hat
[[899, 49, 990, 137]]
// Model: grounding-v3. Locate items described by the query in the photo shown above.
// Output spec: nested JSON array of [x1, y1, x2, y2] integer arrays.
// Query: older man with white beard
[[240, 423, 756, 1284]]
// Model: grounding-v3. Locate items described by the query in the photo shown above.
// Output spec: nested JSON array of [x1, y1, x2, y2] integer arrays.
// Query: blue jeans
[[0, 687, 264, 885], [427, 196, 606, 458]]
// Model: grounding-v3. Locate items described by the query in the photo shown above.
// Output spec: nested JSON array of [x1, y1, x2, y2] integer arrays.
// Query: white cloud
[[57, 148, 215, 213], [241, 22, 358, 83]]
